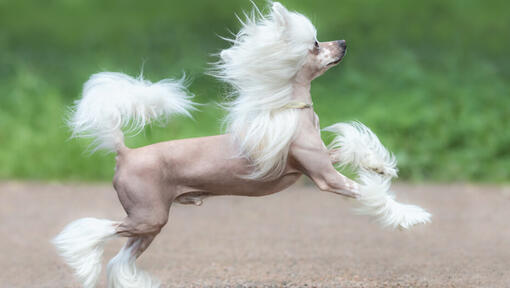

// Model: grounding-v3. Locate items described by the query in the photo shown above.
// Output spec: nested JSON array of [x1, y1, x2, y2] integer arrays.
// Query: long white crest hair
[[213, 2, 317, 180]]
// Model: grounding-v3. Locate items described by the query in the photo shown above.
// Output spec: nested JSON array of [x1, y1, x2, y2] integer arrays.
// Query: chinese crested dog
[[53, 2, 430, 287]]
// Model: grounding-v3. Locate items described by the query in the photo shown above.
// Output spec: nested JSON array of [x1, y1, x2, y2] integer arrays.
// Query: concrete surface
[[1, 182, 509, 287]]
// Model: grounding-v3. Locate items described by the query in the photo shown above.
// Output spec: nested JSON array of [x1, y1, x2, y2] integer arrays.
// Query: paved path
[[1, 182, 509, 287]]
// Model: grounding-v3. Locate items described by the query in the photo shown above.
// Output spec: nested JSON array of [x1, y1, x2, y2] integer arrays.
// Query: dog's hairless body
[[113, 41, 358, 249]]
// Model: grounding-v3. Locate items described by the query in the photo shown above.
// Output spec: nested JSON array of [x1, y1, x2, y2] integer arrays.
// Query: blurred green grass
[[0, 0, 509, 182]]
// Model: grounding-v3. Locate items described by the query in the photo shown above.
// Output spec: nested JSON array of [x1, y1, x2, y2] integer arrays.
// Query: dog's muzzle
[[327, 40, 347, 66]]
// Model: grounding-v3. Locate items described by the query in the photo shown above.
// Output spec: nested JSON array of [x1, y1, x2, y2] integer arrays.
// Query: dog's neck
[[291, 82, 312, 104]]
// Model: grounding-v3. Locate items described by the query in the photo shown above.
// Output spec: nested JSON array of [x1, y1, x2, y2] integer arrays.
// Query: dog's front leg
[[290, 138, 360, 198]]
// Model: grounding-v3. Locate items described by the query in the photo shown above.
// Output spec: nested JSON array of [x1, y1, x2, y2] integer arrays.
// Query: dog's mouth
[[327, 51, 346, 66], [327, 56, 343, 66]]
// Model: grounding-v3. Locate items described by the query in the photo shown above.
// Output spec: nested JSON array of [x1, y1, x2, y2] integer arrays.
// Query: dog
[[53, 3, 430, 288]]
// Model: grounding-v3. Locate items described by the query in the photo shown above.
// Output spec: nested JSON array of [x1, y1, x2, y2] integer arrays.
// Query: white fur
[[356, 171, 431, 229], [213, 2, 317, 180], [52, 218, 119, 288], [325, 121, 398, 178], [107, 241, 160, 288], [326, 122, 431, 229], [68, 72, 196, 152]]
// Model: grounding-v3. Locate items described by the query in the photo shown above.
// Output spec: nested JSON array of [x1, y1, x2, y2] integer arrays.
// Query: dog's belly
[[175, 172, 302, 205], [177, 171, 302, 198]]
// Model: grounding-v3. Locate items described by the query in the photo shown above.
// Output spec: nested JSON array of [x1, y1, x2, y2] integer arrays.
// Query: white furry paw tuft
[[325, 121, 398, 178], [107, 242, 160, 288], [356, 172, 431, 229], [326, 122, 431, 229], [52, 218, 118, 288]]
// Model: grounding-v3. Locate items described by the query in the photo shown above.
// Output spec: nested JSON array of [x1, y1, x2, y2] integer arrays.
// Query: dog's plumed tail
[[325, 122, 431, 230], [68, 72, 196, 153], [52, 218, 119, 288]]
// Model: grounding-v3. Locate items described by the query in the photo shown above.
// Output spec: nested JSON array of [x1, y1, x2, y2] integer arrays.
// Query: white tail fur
[[68, 72, 196, 152], [325, 122, 431, 229], [52, 218, 119, 288]]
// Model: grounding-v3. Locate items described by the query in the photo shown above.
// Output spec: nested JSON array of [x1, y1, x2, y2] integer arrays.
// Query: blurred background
[[0, 0, 508, 182]]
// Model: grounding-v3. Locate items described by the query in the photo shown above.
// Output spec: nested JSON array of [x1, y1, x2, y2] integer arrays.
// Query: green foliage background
[[0, 0, 509, 182]]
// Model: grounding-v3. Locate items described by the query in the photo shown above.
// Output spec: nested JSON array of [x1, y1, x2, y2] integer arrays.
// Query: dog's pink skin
[[112, 41, 358, 247]]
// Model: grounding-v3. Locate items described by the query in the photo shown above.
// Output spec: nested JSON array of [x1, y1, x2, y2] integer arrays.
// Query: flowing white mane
[[214, 2, 317, 180]]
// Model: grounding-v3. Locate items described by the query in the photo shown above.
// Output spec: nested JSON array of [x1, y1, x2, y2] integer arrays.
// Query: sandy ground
[[1, 181, 509, 288]]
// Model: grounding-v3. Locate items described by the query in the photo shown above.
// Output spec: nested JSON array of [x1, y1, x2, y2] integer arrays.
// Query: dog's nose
[[337, 40, 347, 49]]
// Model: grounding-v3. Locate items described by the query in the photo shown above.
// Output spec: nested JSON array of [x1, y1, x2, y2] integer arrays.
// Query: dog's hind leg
[[106, 180, 172, 288], [107, 235, 160, 288], [105, 207, 168, 288], [53, 213, 166, 288]]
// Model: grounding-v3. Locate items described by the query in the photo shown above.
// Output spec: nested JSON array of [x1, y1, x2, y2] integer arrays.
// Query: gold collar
[[281, 102, 313, 110]]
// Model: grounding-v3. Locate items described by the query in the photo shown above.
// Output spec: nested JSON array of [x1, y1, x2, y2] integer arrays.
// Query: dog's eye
[[314, 41, 319, 49]]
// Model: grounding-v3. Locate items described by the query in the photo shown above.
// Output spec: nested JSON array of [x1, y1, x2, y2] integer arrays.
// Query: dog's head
[[216, 2, 346, 89], [270, 2, 347, 83], [296, 39, 347, 83]]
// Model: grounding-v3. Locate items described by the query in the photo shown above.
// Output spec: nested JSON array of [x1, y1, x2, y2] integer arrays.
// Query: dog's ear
[[271, 2, 289, 28]]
